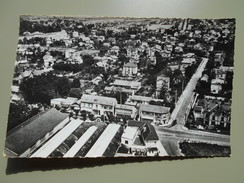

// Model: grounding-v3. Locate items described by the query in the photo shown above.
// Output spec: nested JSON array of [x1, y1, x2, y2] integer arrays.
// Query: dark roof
[[142, 123, 159, 141], [128, 120, 159, 141], [124, 62, 137, 68], [140, 104, 170, 114], [5, 108, 68, 155], [127, 120, 145, 128]]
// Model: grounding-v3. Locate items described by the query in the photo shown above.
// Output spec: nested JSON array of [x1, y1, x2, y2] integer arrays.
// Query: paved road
[[155, 58, 231, 156], [156, 126, 230, 156], [160, 138, 182, 156], [156, 127, 230, 145], [170, 58, 208, 129]]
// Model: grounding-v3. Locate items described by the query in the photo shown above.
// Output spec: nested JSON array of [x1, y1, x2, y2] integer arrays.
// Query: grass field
[[179, 142, 231, 157]]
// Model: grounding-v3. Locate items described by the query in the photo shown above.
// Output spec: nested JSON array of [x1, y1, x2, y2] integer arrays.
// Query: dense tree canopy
[[20, 73, 71, 105], [7, 101, 40, 131]]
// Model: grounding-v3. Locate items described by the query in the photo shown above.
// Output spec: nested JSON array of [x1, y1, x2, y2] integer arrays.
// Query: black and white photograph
[[4, 15, 235, 158]]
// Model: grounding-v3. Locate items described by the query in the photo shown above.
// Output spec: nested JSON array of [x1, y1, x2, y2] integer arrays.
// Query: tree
[[115, 91, 127, 104], [69, 88, 83, 98], [82, 54, 95, 66], [20, 73, 71, 105], [72, 78, 81, 88], [7, 101, 40, 131], [56, 77, 71, 97]]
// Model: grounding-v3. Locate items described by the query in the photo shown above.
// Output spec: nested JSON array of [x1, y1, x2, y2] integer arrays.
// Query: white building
[[122, 62, 138, 76], [126, 95, 164, 106], [121, 120, 160, 156], [112, 79, 141, 90], [211, 79, 224, 94], [79, 94, 117, 116], [156, 75, 170, 91], [43, 52, 55, 68], [115, 104, 137, 118], [139, 104, 170, 125]]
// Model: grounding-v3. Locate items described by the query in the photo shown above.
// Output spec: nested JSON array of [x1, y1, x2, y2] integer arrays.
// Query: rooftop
[[113, 80, 141, 88], [5, 108, 68, 155], [139, 104, 170, 114], [115, 104, 135, 110], [79, 94, 117, 106], [11, 85, 19, 93], [124, 62, 137, 68], [142, 123, 159, 141], [130, 95, 153, 102], [127, 120, 159, 141], [121, 126, 138, 140], [62, 97, 79, 106]]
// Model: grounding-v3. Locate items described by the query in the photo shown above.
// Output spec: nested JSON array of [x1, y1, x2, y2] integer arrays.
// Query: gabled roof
[[32, 70, 45, 76], [79, 94, 117, 106], [62, 97, 79, 106], [11, 85, 19, 93], [139, 104, 170, 114], [113, 80, 141, 88], [20, 70, 33, 78], [142, 123, 159, 141], [130, 95, 153, 102], [115, 104, 135, 110], [5, 108, 68, 156], [121, 126, 138, 140], [123, 62, 137, 68], [127, 120, 159, 141], [127, 120, 145, 128]]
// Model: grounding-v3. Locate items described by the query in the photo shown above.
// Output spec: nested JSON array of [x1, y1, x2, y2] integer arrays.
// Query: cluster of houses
[[193, 95, 231, 132], [6, 18, 235, 157], [50, 93, 171, 126]]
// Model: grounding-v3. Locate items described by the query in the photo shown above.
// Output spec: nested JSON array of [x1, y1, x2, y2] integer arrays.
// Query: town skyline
[[5, 16, 235, 158]]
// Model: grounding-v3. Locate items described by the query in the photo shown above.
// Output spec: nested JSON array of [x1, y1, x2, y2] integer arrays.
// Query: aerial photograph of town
[[4, 16, 235, 158]]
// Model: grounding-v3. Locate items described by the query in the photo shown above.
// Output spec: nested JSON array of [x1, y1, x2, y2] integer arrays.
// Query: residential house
[[109, 46, 120, 56], [180, 57, 196, 75], [208, 103, 231, 130], [214, 68, 227, 80], [164, 44, 173, 52], [139, 104, 170, 124], [161, 50, 171, 58], [17, 70, 34, 84], [120, 120, 159, 156], [92, 76, 103, 85], [201, 74, 209, 82], [10, 85, 22, 103], [115, 104, 137, 118], [126, 95, 164, 106], [50, 98, 66, 107], [156, 74, 170, 91], [122, 62, 138, 77], [72, 31, 79, 38], [43, 52, 55, 68], [193, 97, 231, 131], [127, 47, 139, 61], [174, 46, 183, 53], [214, 51, 225, 66], [104, 86, 135, 95], [51, 97, 79, 111], [79, 94, 117, 116], [112, 79, 141, 90], [211, 78, 225, 94], [46, 37, 52, 46]]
